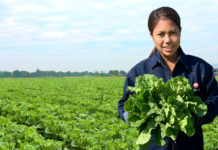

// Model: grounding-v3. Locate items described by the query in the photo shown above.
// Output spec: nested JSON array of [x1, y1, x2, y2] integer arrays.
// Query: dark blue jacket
[[118, 47, 218, 150]]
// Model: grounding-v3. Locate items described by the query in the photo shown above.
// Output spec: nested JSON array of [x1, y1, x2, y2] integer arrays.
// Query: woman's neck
[[161, 52, 179, 73]]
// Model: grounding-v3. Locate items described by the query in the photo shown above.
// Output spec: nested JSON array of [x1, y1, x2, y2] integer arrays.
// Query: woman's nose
[[164, 35, 172, 43]]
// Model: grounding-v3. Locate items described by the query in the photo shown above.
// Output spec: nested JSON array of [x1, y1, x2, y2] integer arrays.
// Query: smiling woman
[[150, 18, 180, 72], [118, 6, 218, 150], [148, 7, 181, 73]]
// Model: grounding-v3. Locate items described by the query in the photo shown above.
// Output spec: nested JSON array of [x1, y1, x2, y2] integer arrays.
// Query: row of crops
[[0, 77, 217, 150], [0, 77, 138, 150]]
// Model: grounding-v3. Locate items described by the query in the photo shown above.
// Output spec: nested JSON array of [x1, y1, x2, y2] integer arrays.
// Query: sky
[[0, 0, 218, 72]]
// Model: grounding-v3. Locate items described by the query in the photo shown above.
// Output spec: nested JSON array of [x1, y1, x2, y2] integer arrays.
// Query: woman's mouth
[[163, 46, 174, 51]]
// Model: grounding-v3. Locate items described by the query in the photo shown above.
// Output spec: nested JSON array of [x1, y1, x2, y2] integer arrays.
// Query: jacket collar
[[150, 46, 189, 70]]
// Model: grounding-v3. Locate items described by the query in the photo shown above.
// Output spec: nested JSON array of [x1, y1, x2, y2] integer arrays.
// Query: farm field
[[0, 77, 217, 150]]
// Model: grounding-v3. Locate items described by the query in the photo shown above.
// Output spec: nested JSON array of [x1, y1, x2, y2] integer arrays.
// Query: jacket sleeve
[[118, 73, 135, 122], [202, 67, 218, 124]]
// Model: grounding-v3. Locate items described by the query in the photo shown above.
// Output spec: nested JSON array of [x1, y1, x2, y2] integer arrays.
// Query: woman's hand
[[123, 111, 130, 124]]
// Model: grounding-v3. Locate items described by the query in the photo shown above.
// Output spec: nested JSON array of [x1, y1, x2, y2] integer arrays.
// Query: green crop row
[[0, 116, 63, 150], [0, 77, 138, 149], [202, 116, 218, 150], [0, 77, 217, 150]]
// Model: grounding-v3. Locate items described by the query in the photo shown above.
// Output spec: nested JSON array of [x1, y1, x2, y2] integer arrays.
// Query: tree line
[[0, 69, 127, 78], [1, 68, 217, 78]]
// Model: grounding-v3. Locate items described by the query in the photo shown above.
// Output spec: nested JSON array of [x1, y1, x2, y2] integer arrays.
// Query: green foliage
[[0, 76, 216, 150], [124, 74, 207, 149], [0, 77, 138, 149], [202, 116, 218, 150], [0, 69, 127, 78]]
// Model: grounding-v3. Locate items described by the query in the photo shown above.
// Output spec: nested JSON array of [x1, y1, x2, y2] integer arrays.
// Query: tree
[[94, 71, 100, 76], [100, 71, 108, 77], [0, 71, 12, 77], [119, 70, 127, 76], [20, 71, 30, 77], [13, 70, 21, 77], [108, 70, 119, 76]]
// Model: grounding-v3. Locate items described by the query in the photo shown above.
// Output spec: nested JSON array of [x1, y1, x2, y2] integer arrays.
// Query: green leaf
[[164, 123, 179, 141], [136, 130, 152, 145], [179, 114, 195, 136], [124, 99, 132, 111], [136, 121, 157, 145], [152, 125, 166, 146], [131, 118, 147, 128], [127, 113, 141, 122]]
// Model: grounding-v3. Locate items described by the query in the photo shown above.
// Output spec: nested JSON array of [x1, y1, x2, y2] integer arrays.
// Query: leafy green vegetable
[[202, 116, 218, 150], [0, 77, 139, 149], [124, 74, 207, 148]]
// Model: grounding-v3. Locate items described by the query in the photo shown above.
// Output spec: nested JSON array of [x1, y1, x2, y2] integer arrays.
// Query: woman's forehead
[[153, 18, 180, 32]]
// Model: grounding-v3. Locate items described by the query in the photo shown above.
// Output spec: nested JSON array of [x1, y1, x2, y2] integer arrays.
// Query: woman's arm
[[118, 74, 135, 122]]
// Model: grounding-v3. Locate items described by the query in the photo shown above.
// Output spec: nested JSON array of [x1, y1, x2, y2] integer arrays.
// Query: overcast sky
[[0, 0, 218, 72]]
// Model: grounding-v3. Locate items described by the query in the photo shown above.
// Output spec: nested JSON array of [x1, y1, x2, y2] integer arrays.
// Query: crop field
[[0, 77, 217, 150]]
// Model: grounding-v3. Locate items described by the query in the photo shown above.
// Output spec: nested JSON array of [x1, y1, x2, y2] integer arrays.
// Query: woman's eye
[[170, 31, 176, 35], [158, 33, 164, 37]]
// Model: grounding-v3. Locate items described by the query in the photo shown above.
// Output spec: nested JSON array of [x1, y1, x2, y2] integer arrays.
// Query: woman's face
[[151, 17, 181, 61]]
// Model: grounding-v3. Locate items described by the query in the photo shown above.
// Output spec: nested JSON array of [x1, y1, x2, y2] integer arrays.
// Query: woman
[[118, 6, 218, 150]]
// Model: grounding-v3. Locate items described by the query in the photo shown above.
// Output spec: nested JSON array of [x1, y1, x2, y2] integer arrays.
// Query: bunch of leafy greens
[[124, 74, 207, 149]]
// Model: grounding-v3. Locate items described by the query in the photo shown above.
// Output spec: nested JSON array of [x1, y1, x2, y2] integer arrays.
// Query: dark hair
[[148, 7, 181, 57]]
